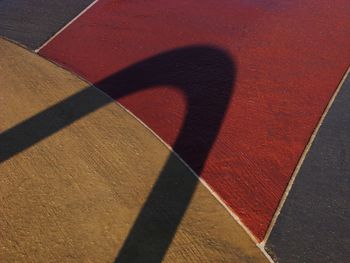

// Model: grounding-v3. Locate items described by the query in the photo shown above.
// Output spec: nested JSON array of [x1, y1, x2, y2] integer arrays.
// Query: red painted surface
[[40, 0, 350, 240]]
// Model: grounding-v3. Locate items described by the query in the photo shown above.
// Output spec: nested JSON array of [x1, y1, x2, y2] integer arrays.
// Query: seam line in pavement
[[35, 0, 100, 53], [261, 65, 350, 246]]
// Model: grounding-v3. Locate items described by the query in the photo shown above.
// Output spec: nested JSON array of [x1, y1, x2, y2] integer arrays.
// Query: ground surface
[[0, 1, 349, 262]]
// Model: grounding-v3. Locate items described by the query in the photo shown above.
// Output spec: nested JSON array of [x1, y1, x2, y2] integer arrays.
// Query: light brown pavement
[[0, 38, 269, 262]]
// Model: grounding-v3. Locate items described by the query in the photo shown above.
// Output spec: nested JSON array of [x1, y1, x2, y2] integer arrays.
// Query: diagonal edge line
[[35, 0, 100, 53], [261, 65, 350, 246]]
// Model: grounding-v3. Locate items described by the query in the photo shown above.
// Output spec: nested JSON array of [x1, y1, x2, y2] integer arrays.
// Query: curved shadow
[[0, 45, 235, 262], [93, 46, 236, 262], [97, 45, 235, 174]]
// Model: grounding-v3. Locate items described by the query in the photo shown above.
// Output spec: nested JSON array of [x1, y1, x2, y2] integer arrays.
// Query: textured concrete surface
[[266, 72, 350, 262], [0, 0, 94, 49], [0, 38, 269, 262], [40, 0, 350, 240]]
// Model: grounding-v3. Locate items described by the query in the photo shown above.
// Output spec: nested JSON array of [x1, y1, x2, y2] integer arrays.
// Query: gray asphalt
[[0, 0, 94, 49], [266, 72, 350, 263]]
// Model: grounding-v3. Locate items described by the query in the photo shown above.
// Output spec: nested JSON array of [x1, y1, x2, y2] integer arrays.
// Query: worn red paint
[[40, 0, 350, 240]]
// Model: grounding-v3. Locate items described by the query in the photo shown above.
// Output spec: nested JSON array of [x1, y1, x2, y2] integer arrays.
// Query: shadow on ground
[[0, 45, 235, 262]]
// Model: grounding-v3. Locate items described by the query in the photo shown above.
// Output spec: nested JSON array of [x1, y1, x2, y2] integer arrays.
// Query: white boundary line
[[35, 0, 100, 53], [262, 65, 350, 246]]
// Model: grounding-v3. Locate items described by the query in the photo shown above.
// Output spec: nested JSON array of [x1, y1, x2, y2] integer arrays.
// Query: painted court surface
[[1, 0, 350, 262], [40, 0, 350, 240]]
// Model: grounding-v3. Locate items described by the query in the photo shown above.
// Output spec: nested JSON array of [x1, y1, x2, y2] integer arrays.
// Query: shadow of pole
[[0, 45, 235, 262]]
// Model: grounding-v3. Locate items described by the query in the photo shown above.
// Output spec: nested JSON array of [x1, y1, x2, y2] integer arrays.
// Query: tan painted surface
[[0, 38, 268, 262]]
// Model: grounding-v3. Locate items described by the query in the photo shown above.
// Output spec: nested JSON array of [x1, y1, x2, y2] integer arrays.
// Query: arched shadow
[[0, 45, 235, 262], [93, 46, 235, 262]]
